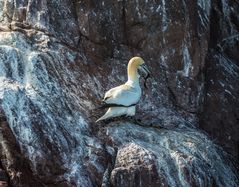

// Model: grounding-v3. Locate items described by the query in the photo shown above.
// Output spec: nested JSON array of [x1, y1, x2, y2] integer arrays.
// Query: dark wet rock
[[0, 0, 238, 186], [0, 169, 9, 187], [0, 108, 43, 186], [110, 143, 166, 187], [199, 0, 239, 163], [106, 122, 238, 187]]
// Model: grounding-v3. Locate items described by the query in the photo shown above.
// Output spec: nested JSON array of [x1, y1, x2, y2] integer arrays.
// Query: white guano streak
[[182, 45, 192, 77]]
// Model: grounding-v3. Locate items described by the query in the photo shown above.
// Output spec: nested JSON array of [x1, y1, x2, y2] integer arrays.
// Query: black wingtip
[[93, 103, 137, 110]]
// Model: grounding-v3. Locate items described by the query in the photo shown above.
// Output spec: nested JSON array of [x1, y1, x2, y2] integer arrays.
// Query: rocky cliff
[[0, 0, 238, 186]]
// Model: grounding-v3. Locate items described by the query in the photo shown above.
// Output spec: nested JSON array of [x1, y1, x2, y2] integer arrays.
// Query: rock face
[[199, 0, 239, 161], [107, 123, 237, 187], [0, 0, 238, 186]]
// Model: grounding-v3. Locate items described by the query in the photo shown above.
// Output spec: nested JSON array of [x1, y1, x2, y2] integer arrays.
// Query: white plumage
[[103, 82, 141, 106], [96, 57, 149, 122]]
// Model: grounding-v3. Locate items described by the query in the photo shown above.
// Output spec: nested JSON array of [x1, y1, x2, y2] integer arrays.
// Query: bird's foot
[[125, 116, 167, 129], [100, 116, 126, 127], [125, 117, 147, 127], [96, 115, 167, 130]]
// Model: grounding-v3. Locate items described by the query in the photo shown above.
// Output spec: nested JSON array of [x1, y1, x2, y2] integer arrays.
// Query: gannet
[[96, 57, 150, 122]]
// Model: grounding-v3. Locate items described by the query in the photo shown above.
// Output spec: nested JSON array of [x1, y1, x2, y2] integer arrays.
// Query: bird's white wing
[[103, 84, 141, 106]]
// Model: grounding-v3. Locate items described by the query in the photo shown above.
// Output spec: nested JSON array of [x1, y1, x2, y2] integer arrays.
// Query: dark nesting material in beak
[[139, 64, 151, 89], [143, 73, 150, 89]]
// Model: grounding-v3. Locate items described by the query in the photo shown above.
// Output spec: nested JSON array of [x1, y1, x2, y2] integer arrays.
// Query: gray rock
[[0, 0, 238, 186]]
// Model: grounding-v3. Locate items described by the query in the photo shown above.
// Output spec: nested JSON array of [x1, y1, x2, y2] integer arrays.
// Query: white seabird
[[96, 56, 150, 122]]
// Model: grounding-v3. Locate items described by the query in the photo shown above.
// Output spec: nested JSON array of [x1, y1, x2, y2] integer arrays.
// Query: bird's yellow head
[[127, 57, 150, 82], [128, 56, 145, 67]]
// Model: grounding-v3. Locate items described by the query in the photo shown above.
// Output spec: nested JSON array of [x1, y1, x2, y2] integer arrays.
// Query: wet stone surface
[[0, 0, 238, 186]]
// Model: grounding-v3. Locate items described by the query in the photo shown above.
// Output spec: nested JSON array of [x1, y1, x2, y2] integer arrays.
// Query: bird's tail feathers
[[96, 106, 136, 123], [95, 117, 104, 123], [96, 110, 111, 122]]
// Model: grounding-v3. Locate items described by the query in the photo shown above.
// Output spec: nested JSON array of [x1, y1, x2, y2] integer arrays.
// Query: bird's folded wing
[[95, 103, 136, 110], [103, 84, 140, 106]]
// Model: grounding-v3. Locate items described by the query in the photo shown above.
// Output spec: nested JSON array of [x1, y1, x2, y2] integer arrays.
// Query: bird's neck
[[127, 63, 140, 86]]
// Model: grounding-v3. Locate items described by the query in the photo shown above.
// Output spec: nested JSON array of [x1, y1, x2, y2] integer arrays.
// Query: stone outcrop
[[0, 0, 238, 186], [199, 0, 239, 161]]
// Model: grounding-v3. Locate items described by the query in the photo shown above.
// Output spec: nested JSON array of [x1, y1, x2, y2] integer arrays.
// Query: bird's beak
[[139, 64, 151, 88], [139, 64, 150, 76]]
